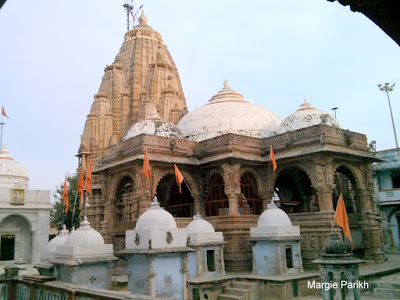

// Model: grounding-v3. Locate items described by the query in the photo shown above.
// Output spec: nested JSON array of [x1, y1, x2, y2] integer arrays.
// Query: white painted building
[[0, 145, 52, 265]]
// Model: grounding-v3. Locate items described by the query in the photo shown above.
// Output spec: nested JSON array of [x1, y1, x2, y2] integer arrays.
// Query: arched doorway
[[205, 174, 228, 216], [333, 166, 359, 213], [156, 174, 194, 217], [114, 176, 136, 223], [240, 172, 262, 215], [274, 167, 315, 214], [0, 215, 32, 263]]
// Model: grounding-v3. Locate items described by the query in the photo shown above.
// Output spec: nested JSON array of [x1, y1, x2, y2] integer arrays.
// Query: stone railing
[[0, 277, 160, 300]]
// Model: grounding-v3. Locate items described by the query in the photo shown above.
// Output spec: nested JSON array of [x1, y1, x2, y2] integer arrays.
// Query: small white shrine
[[121, 197, 193, 299], [186, 213, 226, 278], [0, 145, 51, 265], [250, 203, 303, 275], [51, 217, 117, 289]]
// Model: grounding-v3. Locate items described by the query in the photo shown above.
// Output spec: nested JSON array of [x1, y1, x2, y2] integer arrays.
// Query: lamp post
[[331, 107, 338, 119], [378, 83, 398, 148]]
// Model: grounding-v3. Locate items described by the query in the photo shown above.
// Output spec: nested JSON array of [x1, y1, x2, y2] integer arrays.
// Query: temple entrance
[[333, 166, 359, 213], [0, 215, 32, 263], [0, 235, 15, 261], [114, 176, 136, 223], [274, 167, 315, 213], [240, 172, 262, 215], [156, 174, 194, 217], [205, 174, 228, 216]]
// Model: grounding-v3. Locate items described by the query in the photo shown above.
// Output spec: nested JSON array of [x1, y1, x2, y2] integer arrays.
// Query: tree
[[50, 173, 82, 230]]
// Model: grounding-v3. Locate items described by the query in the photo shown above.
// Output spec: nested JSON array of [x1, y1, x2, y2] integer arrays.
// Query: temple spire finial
[[139, 10, 147, 24]]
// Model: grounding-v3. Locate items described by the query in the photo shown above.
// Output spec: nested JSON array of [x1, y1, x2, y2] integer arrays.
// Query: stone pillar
[[181, 254, 188, 300], [222, 164, 241, 216], [260, 190, 274, 211], [196, 248, 202, 277], [135, 172, 152, 215], [148, 256, 157, 297], [315, 185, 334, 211], [358, 188, 372, 212], [312, 160, 335, 212], [193, 193, 203, 216]]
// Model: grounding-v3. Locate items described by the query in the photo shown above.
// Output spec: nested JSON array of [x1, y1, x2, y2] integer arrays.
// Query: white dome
[[0, 145, 29, 186], [186, 213, 215, 234], [64, 217, 104, 246], [177, 81, 281, 141], [277, 99, 340, 134], [124, 118, 184, 140], [135, 197, 177, 230], [46, 225, 69, 252], [257, 203, 292, 227]]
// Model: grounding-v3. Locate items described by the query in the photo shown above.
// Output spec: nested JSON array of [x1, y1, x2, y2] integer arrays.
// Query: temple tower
[[78, 11, 187, 166]]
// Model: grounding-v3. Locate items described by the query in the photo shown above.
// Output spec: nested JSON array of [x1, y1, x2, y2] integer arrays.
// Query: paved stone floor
[[1, 254, 400, 299]]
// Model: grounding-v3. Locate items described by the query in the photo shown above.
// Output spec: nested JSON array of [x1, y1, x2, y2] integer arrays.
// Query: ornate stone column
[[222, 164, 241, 216], [312, 161, 335, 212]]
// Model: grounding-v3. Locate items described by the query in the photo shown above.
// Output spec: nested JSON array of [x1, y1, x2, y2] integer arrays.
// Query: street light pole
[[378, 83, 398, 148]]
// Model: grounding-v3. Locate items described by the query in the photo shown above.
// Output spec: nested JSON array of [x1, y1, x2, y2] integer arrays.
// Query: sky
[[1, 0, 400, 198]]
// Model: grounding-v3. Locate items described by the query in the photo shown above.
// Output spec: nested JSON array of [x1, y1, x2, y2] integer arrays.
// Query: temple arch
[[205, 173, 228, 216], [274, 167, 316, 213], [333, 165, 359, 213], [155, 173, 194, 217], [240, 171, 262, 215], [114, 176, 136, 222], [0, 215, 32, 263]]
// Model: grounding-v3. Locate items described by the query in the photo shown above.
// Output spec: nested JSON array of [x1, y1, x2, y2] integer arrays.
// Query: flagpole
[[183, 177, 194, 198], [0, 113, 4, 147], [71, 191, 78, 228]]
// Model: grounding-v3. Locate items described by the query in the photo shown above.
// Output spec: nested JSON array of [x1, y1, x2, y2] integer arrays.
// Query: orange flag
[[85, 159, 92, 196], [63, 177, 69, 213], [143, 146, 151, 179], [269, 145, 277, 172], [1, 106, 8, 119], [174, 164, 184, 194], [77, 168, 84, 205], [335, 193, 352, 245]]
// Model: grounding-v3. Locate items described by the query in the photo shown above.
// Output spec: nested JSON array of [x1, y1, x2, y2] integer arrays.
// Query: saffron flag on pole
[[85, 159, 92, 196], [143, 146, 151, 179], [335, 193, 352, 245], [269, 145, 277, 172], [1, 106, 8, 118], [174, 164, 184, 194], [77, 167, 84, 206], [63, 177, 69, 213]]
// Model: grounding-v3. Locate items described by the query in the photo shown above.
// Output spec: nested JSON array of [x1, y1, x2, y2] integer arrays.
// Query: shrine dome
[[124, 118, 183, 140], [124, 96, 183, 140], [46, 225, 69, 252], [0, 144, 29, 188], [277, 99, 340, 134], [257, 203, 292, 227], [64, 217, 104, 246], [177, 81, 281, 141], [135, 197, 178, 230], [186, 213, 215, 234]]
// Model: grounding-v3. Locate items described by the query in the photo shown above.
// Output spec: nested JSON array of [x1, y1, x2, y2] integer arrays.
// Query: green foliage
[[50, 173, 82, 230]]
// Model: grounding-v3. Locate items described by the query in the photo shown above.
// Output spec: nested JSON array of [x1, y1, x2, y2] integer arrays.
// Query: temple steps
[[373, 287, 400, 298], [218, 281, 258, 300]]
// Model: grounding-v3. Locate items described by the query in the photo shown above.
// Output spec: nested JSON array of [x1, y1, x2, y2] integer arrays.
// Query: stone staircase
[[218, 281, 258, 300], [369, 272, 400, 299], [372, 283, 400, 298]]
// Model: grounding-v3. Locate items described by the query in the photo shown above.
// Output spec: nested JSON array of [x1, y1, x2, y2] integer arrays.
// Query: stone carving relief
[[166, 231, 173, 244], [135, 233, 140, 245]]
